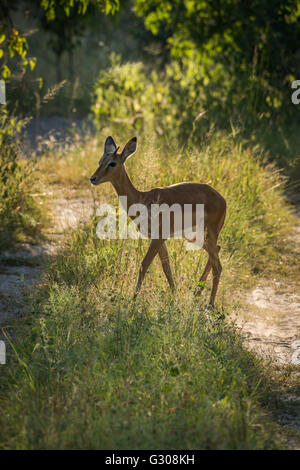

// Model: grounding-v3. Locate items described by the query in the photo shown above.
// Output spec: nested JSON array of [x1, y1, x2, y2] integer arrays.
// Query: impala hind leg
[[207, 243, 222, 307], [134, 239, 164, 299], [158, 242, 175, 292], [195, 245, 220, 298]]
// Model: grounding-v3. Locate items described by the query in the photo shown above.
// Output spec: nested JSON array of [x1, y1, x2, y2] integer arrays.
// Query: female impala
[[90, 136, 226, 306]]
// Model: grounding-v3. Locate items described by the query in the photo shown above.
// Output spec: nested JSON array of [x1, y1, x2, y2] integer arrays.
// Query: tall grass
[[0, 132, 294, 449], [0, 109, 45, 248], [0, 262, 277, 449], [39, 130, 294, 280]]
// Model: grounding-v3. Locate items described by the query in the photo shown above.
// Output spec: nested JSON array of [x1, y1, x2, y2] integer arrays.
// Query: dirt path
[[240, 285, 300, 365], [234, 222, 300, 444], [236, 282, 300, 443], [0, 242, 58, 325], [0, 192, 96, 327]]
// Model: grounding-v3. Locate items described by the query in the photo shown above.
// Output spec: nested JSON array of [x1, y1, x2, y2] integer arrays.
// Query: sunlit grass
[[39, 130, 295, 283], [0, 228, 279, 449], [0, 131, 296, 449]]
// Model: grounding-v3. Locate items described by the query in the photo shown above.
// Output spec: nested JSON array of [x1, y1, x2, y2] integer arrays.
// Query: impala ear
[[120, 137, 137, 163], [104, 136, 117, 154]]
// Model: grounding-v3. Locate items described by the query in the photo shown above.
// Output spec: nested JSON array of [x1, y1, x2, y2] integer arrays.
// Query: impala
[[90, 136, 226, 306]]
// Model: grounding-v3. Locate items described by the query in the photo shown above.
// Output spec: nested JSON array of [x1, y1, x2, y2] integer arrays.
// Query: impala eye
[[107, 161, 117, 168]]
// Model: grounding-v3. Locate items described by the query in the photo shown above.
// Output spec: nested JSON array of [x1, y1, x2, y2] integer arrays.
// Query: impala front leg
[[158, 242, 175, 292], [134, 239, 164, 299]]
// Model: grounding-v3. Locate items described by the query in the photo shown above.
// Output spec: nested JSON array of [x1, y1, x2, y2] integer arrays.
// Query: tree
[[134, 0, 300, 122], [0, 0, 119, 79]]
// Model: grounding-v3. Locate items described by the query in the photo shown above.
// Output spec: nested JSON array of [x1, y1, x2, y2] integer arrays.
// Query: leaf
[[2, 65, 11, 78], [29, 58, 37, 71], [32, 343, 41, 353], [197, 281, 207, 288]]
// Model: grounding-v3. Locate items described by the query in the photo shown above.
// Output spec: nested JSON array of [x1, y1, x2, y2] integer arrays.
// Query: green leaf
[[2, 65, 11, 78], [29, 58, 37, 71]]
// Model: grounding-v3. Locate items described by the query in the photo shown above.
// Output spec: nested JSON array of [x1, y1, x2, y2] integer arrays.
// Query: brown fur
[[90, 137, 226, 306]]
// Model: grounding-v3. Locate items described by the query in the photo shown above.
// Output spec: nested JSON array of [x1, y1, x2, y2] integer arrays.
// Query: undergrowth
[[0, 132, 295, 449]]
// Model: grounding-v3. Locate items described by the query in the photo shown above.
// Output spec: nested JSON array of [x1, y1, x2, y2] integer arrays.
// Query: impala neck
[[111, 165, 141, 207]]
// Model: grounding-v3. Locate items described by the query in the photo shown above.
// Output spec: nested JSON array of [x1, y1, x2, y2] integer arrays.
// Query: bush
[[91, 53, 209, 142], [92, 54, 300, 188], [0, 108, 44, 248]]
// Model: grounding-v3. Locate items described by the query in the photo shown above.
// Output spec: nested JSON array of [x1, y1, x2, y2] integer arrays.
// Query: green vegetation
[[92, 54, 209, 141], [2, 1, 299, 181], [0, 108, 45, 249], [0, 0, 119, 78], [0, 134, 296, 449], [0, 0, 299, 451], [0, 0, 120, 248], [0, 272, 278, 449], [38, 131, 294, 280]]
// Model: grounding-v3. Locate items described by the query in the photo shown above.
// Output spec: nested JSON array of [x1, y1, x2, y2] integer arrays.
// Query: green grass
[[0, 132, 296, 449], [0, 274, 277, 449], [38, 130, 295, 283], [0, 110, 47, 249]]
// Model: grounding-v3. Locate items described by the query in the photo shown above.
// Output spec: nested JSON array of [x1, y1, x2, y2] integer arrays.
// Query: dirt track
[[0, 193, 96, 326], [234, 222, 300, 442]]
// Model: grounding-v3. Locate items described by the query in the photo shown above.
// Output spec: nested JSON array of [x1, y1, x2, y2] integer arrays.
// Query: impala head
[[90, 136, 137, 186]]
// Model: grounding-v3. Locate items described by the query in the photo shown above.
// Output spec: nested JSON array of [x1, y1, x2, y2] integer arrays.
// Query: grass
[[0, 132, 297, 449], [38, 130, 295, 285], [0, 270, 278, 449], [0, 156, 47, 249], [0, 110, 47, 249]]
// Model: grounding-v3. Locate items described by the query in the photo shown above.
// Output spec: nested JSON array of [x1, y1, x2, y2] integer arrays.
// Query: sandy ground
[[21, 116, 95, 155], [0, 194, 96, 326], [237, 222, 300, 365], [233, 223, 300, 442], [238, 285, 300, 365]]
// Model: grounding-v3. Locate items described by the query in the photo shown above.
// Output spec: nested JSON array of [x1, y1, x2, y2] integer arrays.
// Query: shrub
[[91, 53, 209, 142], [0, 108, 44, 248]]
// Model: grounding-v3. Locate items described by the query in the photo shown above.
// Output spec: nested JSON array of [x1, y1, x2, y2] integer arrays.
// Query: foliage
[[92, 46, 300, 184], [0, 108, 44, 248], [38, 0, 120, 83], [0, 0, 119, 79], [134, 0, 300, 102], [92, 53, 208, 141], [92, 56, 160, 135], [0, 19, 33, 78], [41, 0, 119, 21], [133, 0, 300, 151]]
